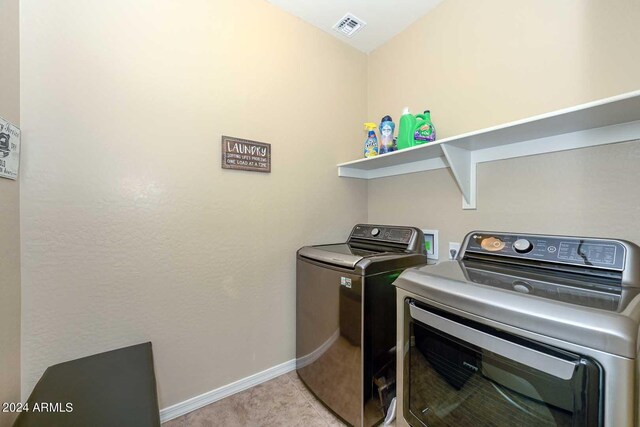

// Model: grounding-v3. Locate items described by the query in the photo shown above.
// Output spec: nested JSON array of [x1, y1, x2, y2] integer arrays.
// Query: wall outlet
[[449, 242, 461, 260]]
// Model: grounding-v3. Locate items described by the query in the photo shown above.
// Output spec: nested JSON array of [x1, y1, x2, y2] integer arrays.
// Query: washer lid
[[298, 243, 402, 269], [460, 259, 623, 311], [395, 261, 640, 358], [297, 245, 364, 269]]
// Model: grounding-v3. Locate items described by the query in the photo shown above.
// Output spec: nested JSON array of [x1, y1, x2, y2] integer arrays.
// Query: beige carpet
[[163, 371, 393, 427]]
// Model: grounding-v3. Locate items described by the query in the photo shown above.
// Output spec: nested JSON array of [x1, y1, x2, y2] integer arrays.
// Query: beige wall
[[368, 0, 640, 137], [367, 0, 640, 256], [0, 0, 21, 425], [369, 140, 640, 250], [20, 0, 367, 407]]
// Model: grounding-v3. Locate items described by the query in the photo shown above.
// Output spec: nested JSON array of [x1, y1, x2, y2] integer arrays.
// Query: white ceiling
[[265, 0, 444, 53]]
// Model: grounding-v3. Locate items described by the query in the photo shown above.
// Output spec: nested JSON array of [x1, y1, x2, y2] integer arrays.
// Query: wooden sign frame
[[221, 136, 271, 173]]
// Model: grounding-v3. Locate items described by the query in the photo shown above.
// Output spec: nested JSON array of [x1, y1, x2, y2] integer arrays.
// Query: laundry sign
[[0, 117, 20, 180], [221, 136, 271, 173]]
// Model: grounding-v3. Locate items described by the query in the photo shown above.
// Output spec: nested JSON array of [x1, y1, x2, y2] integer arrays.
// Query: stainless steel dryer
[[297, 224, 427, 427], [394, 231, 640, 427]]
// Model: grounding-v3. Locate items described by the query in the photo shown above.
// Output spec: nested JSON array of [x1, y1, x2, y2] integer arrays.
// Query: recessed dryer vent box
[[422, 229, 439, 260]]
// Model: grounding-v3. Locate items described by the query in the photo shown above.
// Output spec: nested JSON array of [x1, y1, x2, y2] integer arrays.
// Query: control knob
[[371, 228, 380, 237], [513, 239, 533, 253]]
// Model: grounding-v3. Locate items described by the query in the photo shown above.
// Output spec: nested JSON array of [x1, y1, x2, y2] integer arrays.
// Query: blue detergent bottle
[[379, 115, 396, 154], [363, 123, 379, 158]]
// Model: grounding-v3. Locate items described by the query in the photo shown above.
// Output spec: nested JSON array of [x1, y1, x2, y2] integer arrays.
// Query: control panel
[[463, 232, 626, 271], [350, 224, 414, 245]]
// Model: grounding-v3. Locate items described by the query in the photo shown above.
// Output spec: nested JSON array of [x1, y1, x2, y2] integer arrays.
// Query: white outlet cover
[[448, 242, 461, 260]]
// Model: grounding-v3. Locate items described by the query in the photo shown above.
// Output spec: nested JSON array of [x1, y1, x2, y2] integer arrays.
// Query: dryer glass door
[[405, 300, 602, 427]]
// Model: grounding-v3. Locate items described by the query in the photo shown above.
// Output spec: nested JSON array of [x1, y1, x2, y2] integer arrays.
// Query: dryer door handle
[[409, 302, 579, 380]]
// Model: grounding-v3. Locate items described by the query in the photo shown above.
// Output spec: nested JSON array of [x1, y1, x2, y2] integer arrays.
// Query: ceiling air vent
[[333, 13, 366, 38]]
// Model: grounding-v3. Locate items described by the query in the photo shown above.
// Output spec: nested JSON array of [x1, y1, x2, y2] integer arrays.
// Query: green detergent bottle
[[414, 110, 436, 144], [397, 107, 416, 150]]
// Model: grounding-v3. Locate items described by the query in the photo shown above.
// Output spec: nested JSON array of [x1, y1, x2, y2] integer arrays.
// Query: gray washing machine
[[296, 224, 427, 427]]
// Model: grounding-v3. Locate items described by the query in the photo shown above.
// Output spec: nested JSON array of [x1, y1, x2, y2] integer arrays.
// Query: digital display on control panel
[[350, 225, 412, 244], [464, 233, 626, 270], [557, 242, 617, 266], [386, 228, 412, 243]]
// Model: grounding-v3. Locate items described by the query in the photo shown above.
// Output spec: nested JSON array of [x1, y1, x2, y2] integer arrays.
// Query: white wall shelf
[[338, 90, 640, 209]]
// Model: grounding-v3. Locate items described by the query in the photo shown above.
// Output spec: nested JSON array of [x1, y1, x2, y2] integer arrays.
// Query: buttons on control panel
[[480, 236, 505, 252], [351, 225, 413, 244], [513, 239, 533, 253], [466, 233, 625, 270]]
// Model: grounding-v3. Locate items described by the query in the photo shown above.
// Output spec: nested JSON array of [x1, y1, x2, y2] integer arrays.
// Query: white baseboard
[[160, 358, 296, 423]]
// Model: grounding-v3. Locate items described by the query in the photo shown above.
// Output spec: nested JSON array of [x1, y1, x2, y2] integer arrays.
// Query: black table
[[14, 342, 161, 427]]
